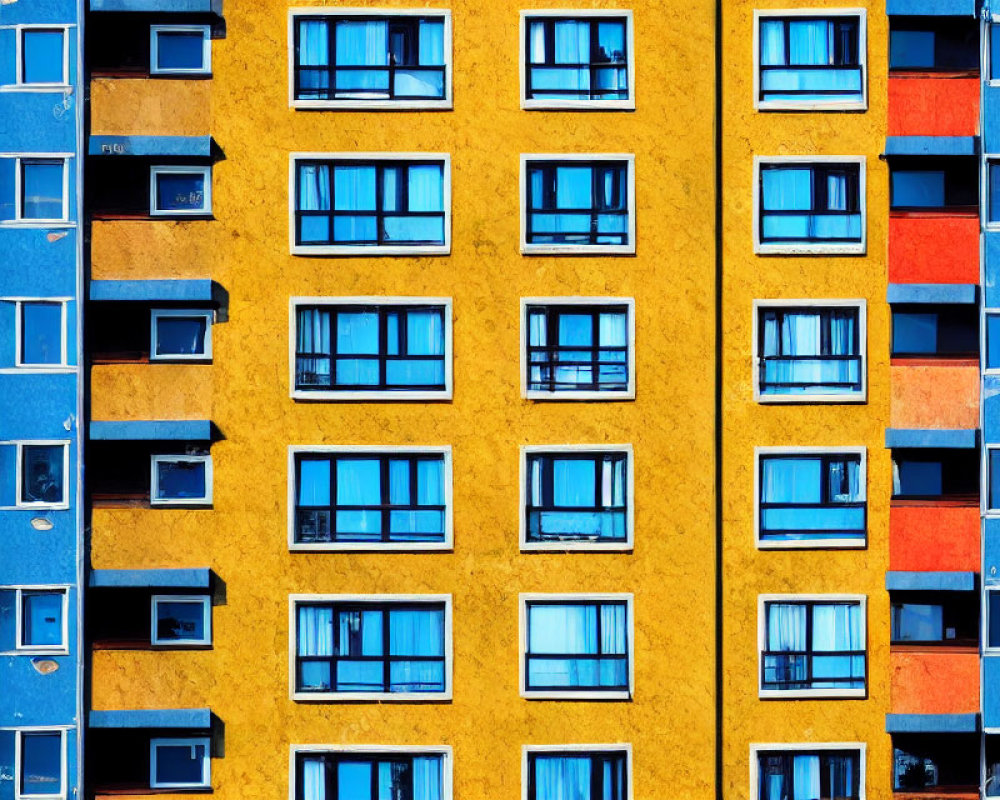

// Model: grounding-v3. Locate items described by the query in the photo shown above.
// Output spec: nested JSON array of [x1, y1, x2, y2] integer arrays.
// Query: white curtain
[[335, 20, 387, 66], [792, 755, 821, 800], [788, 20, 830, 65], [413, 757, 442, 800], [298, 607, 333, 656], [299, 165, 330, 211], [760, 20, 785, 65], [301, 758, 325, 800], [535, 756, 590, 800]]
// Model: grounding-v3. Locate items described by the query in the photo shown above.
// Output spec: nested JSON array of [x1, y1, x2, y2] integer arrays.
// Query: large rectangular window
[[523, 301, 634, 399], [521, 595, 632, 699], [293, 748, 450, 800], [755, 12, 866, 110], [891, 449, 979, 501], [17, 158, 68, 223], [889, 17, 978, 71], [292, 156, 449, 254], [522, 448, 631, 549], [18, 27, 69, 86], [291, 448, 450, 549], [292, 300, 451, 399], [16, 729, 66, 799], [889, 159, 978, 210], [292, 596, 451, 700], [757, 450, 866, 547], [150, 738, 210, 790], [524, 748, 629, 800], [893, 734, 978, 793], [756, 159, 864, 253], [291, 12, 451, 108], [891, 305, 978, 357], [1, 587, 68, 653], [756, 303, 864, 400], [754, 747, 862, 800], [891, 592, 978, 646], [521, 13, 633, 108], [522, 156, 635, 254], [16, 301, 67, 368], [760, 597, 866, 697]]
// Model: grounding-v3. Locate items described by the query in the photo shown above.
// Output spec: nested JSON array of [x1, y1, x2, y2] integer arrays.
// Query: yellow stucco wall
[[721, 1, 891, 798], [88, 2, 719, 799]]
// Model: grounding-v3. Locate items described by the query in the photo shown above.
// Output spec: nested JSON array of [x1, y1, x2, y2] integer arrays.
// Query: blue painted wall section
[[0, 2, 83, 800]]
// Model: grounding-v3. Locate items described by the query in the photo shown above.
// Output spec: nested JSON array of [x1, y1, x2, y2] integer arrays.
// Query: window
[[292, 595, 452, 701], [520, 594, 633, 699], [988, 589, 1000, 653], [889, 17, 978, 72], [988, 313, 1000, 372], [149, 166, 211, 216], [290, 447, 452, 550], [14, 158, 68, 223], [15, 301, 67, 368], [291, 299, 452, 400], [755, 302, 865, 401], [1, 587, 68, 652], [290, 11, 451, 109], [889, 160, 978, 210], [759, 596, 866, 698], [150, 309, 212, 361], [522, 156, 635, 254], [521, 447, 632, 550], [16, 729, 66, 799], [891, 305, 978, 357], [524, 746, 629, 800], [891, 450, 979, 501], [989, 447, 1000, 513], [521, 12, 633, 109], [292, 747, 451, 800], [989, 162, 1000, 225], [755, 158, 864, 253], [522, 300, 634, 399], [150, 455, 212, 506], [149, 738, 210, 790], [756, 450, 866, 548], [151, 595, 211, 646], [755, 11, 866, 110], [150, 25, 211, 76], [890, 592, 978, 646], [291, 155, 449, 254], [752, 745, 863, 800], [8, 442, 69, 509], [893, 734, 978, 792], [17, 27, 69, 87]]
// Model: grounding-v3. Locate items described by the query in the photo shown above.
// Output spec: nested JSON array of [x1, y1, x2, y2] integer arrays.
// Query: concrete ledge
[[886, 571, 977, 592], [89, 135, 211, 158], [90, 279, 213, 302], [90, 0, 220, 13], [89, 708, 211, 729], [886, 713, 979, 733], [884, 136, 978, 158], [89, 568, 211, 589], [887, 283, 978, 305], [89, 420, 212, 441], [885, 428, 978, 449]]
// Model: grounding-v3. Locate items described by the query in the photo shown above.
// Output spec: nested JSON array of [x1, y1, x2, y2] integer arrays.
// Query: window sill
[[289, 541, 453, 553], [756, 537, 866, 551], [91, 213, 214, 222], [755, 391, 867, 404], [520, 541, 634, 553], [756, 99, 867, 113], [291, 99, 452, 111], [524, 389, 635, 402], [292, 389, 452, 402], [521, 243, 635, 257], [759, 688, 866, 700], [290, 244, 450, 257], [293, 691, 452, 703], [94, 787, 213, 796], [521, 690, 632, 701], [0, 84, 74, 93], [521, 99, 635, 112], [754, 242, 866, 256]]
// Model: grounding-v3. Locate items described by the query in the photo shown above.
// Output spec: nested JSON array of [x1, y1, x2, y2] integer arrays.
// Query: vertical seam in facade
[[714, 0, 724, 796]]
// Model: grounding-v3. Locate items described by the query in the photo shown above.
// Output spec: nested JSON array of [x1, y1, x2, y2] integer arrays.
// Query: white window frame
[[150, 25, 212, 76], [985, 444, 1000, 517], [150, 455, 213, 506], [287, 8, 453, 111], [1, 585, 70, 655], [752, 299, 867, 404], [985, 586, 1000, 655], [984, 158, 1000, 232], [749, 742, 866, 800], [754, 446, 867, 550], [1, 155, 72, 227], [519, 592, 635, 701], [151, 595, 212, 647], [520, 297, 636, 401], [4, 298, 71, 371], [149, 165, 212, 217], [6, 440, 71, 510], [150, 308, 213, 362], [519, 10, 635, 111], [752, 9, 868, 112], [288, 153, 451, 256], [149, 737, 211, 790], [988, 21, 1000, 87], [12, 726, 69, 800], [288, 593, 454, 702], [986, 309, 1000, 375], [288, 296, 454, 401], [519, 444, 635, 552], [289, 745, 453, 800], [757, 593, 867, 699], [520, 153, 636, 256], [287, 445, 453, 552], [6, 25, 72, 90], [521, 744, 633, 800], [753, 155, 867, 256]]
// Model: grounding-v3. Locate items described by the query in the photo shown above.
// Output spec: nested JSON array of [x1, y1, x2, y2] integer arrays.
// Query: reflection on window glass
[[21, 160, 64, 220], [154, 171, 208, 213], [20, 302, 62, 365], [155, 316, 208, 357], [20, 732, 62, 796], [155, 459, 208, 501], [155, 598, 208, 643], [20, 444, 64, 505]]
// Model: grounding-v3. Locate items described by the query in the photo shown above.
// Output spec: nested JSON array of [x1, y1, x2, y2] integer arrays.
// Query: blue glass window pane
[[988, 315, 1000, 370], [761, 168, 812, 211], [534, 756, 591, 800], [21, 303, 61, 365], [335, 20, 387, 67], [336, 661, 384, 691], [382, 216, 444, 244], [897, 461, 942, 496], [991, 450, 1000, 510], [335, 359, 379, 386], [892, 171, 945, 208], [336, 312, 379, 354], [990, 165, 1000, 224], [299, 661, 330, 689], [155, 172, 207, 212], [385, 360, 444, 386], [22, 592, 62, 647], [156, 31, 205, 71], [893, 312, 937, 354], [22, 30, 64, 84], [157, 460, 207, 500], [558, 314, 592, 347], [21, 162, 63, 219], [154, 743, 206, 785], [394, 69, 444, 97], [407, 165, 443, 212], [334, 166, 377, 210], [156, 600, 206, 642], [555, 167, 593, 209], [389, 661, 445, 692], [553, 459, 596, 507], [338, 762, 372, 800], [21, 445, 64, 504], [890, 30, 935, 69], [20, 733, 61, 796], [407, 311, 444, 356], [155, 316, 207, 357], [893, 604, 943, 641], [389, 609, 444, 655], [336, 459, 381, 506], [388, 510, 445, 536]]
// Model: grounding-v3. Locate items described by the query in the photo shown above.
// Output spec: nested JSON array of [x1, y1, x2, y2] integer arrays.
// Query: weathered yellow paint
[[89, 2, 719, 799], [89, 79, 213, 136], [722, 1, 892, 797], [90, 364, 213, 420]]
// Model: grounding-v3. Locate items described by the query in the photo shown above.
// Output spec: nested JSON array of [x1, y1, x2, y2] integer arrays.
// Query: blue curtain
[[335, 20, 386, 66], [767, 603, 808, 685], [335, 459, 381, 534], [335, 311, 379, 386], [811, 604, 863, 687], [413, 757, 442, 800], [553, 459, 596, 507], [301, 757, 326, 800], [556, 167, 593, 210], [382, 165, 444, 244], [762, 458, 821, 504], [535, 756, 591, 800], [762, 167, 811, 210], [793, 755, 821, 800], [553, 20, 590, 92], [418, 20, 444, 65], [760, 20, 785, 65], [417, 460, 443, 505], [297, 308, 331, 384], [788, 20, 830, 65], [407, 165, 443, 212], [530, 604, 598, 654], [299, 459, 330, 506], [389, 609, 443, 655], [299, 21, 329, 66]]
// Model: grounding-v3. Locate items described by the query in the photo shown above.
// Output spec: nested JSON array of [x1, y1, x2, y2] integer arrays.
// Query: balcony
[[891, 651, 979, 715], [891, 505, 979, 572], [889, 215, 980, 284], [890, 364, 979, 430], [90, 79, 211, 137], [889, 75, 979, 138]]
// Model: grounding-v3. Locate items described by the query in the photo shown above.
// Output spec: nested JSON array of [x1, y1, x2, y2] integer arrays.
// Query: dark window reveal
[[889, 17, 979, 71], [891, 305, 978, 358], [892, 449, 979, 501], [890, 159, 978, 211]]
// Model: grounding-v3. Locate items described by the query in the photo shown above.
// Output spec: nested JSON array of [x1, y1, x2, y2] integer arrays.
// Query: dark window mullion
[[330, 456, 338, 536], [378, 307, 388, 389], [382, 608, 391, 691], [380, 456, 391, 542]]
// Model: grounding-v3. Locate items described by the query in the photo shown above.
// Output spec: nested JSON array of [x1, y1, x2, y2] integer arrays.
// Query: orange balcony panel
[[90, 364, 212, 421], [90, 78, 211, 136], [890, 505, 980, 573], [91, 220, 214, 281], [889, 215, 980, 285], [890, 364, 979, 430], [891, 650, 979, 715], [889, 76, 980, 137]]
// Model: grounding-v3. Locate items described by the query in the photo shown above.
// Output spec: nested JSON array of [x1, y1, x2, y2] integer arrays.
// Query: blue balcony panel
[[885, 571, 976, 592], [89, 568, 211, 588], [89, 136, 211, 158], [886, 0, 976, 16], [885, 428, 978, 449], [89, 709, 211, 729], [886, 713, 979, 734], [90, 0, 221, 12], [887, 283, 977, 305], [89, 420, 211, 441], [884, 136, 979, 158], [90, 280, 213, 302]]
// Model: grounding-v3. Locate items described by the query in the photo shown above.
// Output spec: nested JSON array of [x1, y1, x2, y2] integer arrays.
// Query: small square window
[[150, 309, 212, 361], [19, 159, 67, 222], [150, 25, 211, 76], [151, 455, 212, 506], [150, 166, 211, 216], [17, 301, 65, 368], [20, 29, 68, 86], [17, 589, 66, 651], [150, 738, 211, 790], [151, 595, 211, 646], [18, 443, 67, 508], [17, 729, 65, 799]]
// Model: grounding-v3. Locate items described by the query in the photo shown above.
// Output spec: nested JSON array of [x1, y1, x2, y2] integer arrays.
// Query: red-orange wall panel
[[889, 76, 980, 137], [890, 505, 980, 572], [891, 651, 979, 714], [888, 216, 980, 284]]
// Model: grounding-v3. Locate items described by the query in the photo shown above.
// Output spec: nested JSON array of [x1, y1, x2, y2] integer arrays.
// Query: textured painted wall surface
[[722, 1, 891, 797], [889, 506, 980, 572], [889, 364, 979, 429], [890, 651, 979, 714], [89, 80, 212, 137], [88, 2, 719, 799], [888, 77, 980, 137], [90, 365, 212, 420], [888, 216, 979, 284]]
